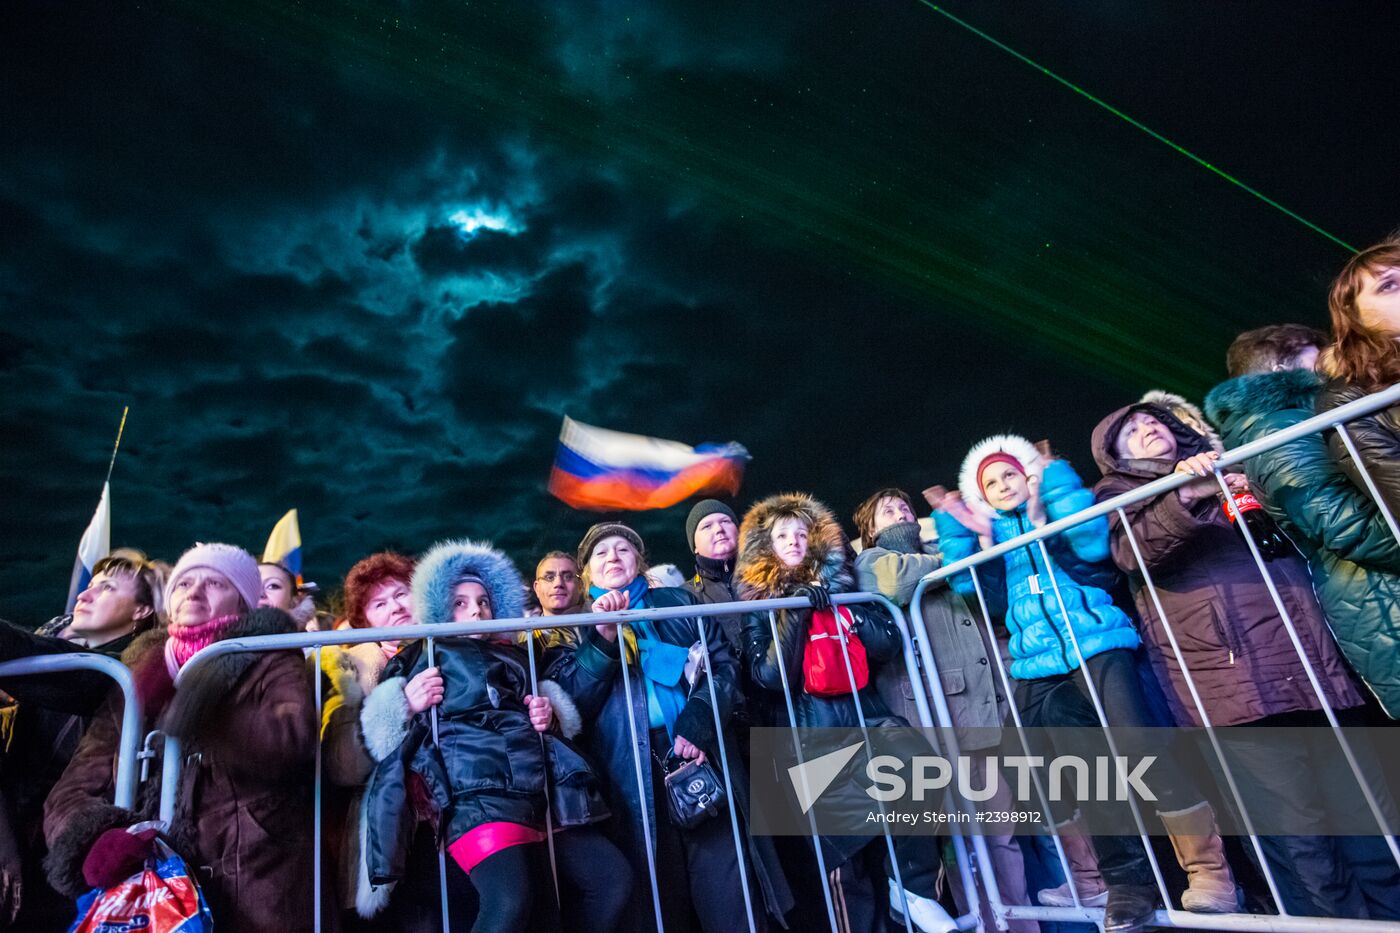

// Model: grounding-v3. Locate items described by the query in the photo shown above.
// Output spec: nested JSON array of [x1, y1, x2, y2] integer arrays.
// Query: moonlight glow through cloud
[[449, 207, 517, 239]]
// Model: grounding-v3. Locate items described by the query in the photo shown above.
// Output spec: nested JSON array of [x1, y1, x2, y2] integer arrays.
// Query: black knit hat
[[686, 499, 737, 552], [577, 522, 646, 568]]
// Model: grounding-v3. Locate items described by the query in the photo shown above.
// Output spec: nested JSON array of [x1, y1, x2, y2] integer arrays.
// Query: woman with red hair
[[321, 552, 475, 932]]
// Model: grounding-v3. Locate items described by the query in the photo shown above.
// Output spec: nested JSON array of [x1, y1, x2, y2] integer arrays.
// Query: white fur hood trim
[[958, 433, 1045, 518]]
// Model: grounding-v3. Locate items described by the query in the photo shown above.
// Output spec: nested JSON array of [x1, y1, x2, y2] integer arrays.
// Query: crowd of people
[[0, 240, 1398, 933]]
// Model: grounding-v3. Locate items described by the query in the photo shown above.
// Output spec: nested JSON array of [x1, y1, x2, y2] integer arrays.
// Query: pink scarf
[[165, 613, 241, 677]]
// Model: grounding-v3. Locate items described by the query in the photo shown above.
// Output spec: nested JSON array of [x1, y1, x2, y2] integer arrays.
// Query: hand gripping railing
[[158, 590, 969, 933], [0, 653, 142, 809], [908, 380, 1400, 933]]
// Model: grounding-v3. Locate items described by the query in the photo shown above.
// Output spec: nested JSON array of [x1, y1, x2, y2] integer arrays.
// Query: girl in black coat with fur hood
[[359, 539, 629, 933]]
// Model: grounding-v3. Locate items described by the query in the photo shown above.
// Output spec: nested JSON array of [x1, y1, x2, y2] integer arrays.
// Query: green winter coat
[[1205, 368, 1400, 717]]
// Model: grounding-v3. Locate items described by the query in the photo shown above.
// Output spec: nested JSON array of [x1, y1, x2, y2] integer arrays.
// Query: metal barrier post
[[159, 734, 180, 824], [768, 608, 842, 931], [1214, 469, 1400, 869], [523, 631, 562, 905], [872, 591, 986, 932], [1034, 538, 1173, 907], [0, 654, 141, 809], [964, 564, 1088, 921], [314, 644, 323, 933], [691, 616, 760, 933], [903, 579, 1017, 931], [616, 621, 668, 933], [827, 595, 915, 933], [1115, 506, 1287, 912], [1333, 422, 1400, 544], [426, 636, 452, 933]]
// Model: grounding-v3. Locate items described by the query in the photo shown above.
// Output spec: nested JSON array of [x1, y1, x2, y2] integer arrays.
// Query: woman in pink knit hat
[[43, 542, 317, 933]]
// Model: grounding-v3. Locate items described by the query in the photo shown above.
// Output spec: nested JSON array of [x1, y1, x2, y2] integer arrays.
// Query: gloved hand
[[82, 826, 161, 890], [791, 583, 831, 612]]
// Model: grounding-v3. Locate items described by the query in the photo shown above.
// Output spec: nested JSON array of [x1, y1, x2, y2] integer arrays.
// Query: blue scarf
[[589, 578, 689, 736]]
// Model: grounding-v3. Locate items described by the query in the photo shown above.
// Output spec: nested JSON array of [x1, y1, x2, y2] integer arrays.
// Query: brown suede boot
[[1037, 812, 1108, 907], [1158, 801, 1240, 913]]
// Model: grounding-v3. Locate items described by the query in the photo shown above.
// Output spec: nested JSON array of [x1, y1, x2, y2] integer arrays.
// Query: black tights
[[467, 828, 632, 933], [470, 845, 534, 933]]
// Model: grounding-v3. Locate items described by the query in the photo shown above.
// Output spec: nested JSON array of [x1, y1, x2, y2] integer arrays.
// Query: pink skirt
[[446, 822, 546, 874]]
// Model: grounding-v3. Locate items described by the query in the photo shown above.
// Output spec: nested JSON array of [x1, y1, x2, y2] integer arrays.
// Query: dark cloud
[[2, 0, 1397, 621]]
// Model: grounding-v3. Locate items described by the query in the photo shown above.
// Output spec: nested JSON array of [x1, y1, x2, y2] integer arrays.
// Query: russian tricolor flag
[[65, 482, 112, 613], [548, 417, 749, 511], [262, 509, 304, 583]]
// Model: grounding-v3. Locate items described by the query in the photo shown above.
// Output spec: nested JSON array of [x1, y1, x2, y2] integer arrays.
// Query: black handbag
[[662, 753, 727, 829]]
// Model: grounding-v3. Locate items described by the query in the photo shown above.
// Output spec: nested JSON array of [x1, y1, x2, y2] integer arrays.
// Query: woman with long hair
[[1317, 236, 1400, 519]]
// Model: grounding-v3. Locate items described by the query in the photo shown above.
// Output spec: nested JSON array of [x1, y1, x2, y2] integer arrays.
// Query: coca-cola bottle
[[1220, 490, 1292, 561]]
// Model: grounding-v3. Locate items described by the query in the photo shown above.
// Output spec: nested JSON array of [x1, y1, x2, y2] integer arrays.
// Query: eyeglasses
[[537, 571, 578, 584]]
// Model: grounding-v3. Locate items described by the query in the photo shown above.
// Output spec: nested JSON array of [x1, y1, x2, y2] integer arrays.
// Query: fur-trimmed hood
[[735, 492, 853, 599], [411, 539, 526, 627], [1204, 367, 1322, 435], [1091, 401, 1213, 480], [958, 433, 1046, 518], [1140, 389, 1224, 452]]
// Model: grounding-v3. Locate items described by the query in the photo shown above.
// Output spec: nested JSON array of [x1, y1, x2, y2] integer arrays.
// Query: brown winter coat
[[1091, 403, 1363, 727], [44, 609, 316, 933]]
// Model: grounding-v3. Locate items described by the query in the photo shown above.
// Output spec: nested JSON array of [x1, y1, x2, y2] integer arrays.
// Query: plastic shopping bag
[[68, 838, 214, 933]]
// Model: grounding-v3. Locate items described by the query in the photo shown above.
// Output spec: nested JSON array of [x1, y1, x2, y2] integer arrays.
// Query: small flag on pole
[[262, 509, 304, 583], [66, 482, 112, 612], [548, 417, 749, 511]]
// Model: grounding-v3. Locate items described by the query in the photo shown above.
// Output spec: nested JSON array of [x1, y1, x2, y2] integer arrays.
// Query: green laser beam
[[915, 1, 1356, 253]]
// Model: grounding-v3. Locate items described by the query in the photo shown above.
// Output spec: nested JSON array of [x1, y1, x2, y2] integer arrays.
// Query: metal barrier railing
[[18, 381, 1377, 930], [0, 653, 143, 810], [156, 590, 982, 933], [909, 381, 1400, 933]]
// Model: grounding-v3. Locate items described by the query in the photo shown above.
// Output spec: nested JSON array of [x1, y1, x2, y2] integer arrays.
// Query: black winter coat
[[740, 600, 904, 729], [363, 637, 608, 887]]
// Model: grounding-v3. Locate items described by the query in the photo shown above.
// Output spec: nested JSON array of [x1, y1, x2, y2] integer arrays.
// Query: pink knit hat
[[164, 542, 262, 611]]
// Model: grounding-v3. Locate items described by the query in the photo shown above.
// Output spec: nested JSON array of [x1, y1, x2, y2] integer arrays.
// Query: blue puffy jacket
[[935, 459, 1140, 680]]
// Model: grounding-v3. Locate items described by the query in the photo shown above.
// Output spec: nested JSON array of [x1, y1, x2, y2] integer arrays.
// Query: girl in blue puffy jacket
[[932, 434, 1235, 933]]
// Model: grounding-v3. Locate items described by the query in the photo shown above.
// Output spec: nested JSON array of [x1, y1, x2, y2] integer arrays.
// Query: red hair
[[342, 552, 415, 629], [1320, 238, 1400, 391]]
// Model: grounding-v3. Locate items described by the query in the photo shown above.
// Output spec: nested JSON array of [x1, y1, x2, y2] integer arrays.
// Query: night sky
[[3, 1, 1397, 621]]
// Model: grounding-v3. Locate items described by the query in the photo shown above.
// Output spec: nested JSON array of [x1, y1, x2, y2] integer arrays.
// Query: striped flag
[[262, 509, 304, 583], [65, 482, 112, 612], [548, 417, 749, 511]]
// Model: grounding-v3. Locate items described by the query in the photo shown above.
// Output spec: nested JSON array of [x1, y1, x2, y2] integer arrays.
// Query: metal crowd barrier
[[909, 381, 1400, 933], [0, 653, 143, 809], [158, 590, 979, 933]]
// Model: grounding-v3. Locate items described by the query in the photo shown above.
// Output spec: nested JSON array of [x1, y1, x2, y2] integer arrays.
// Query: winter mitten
[[82, 826, 160, 889]]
